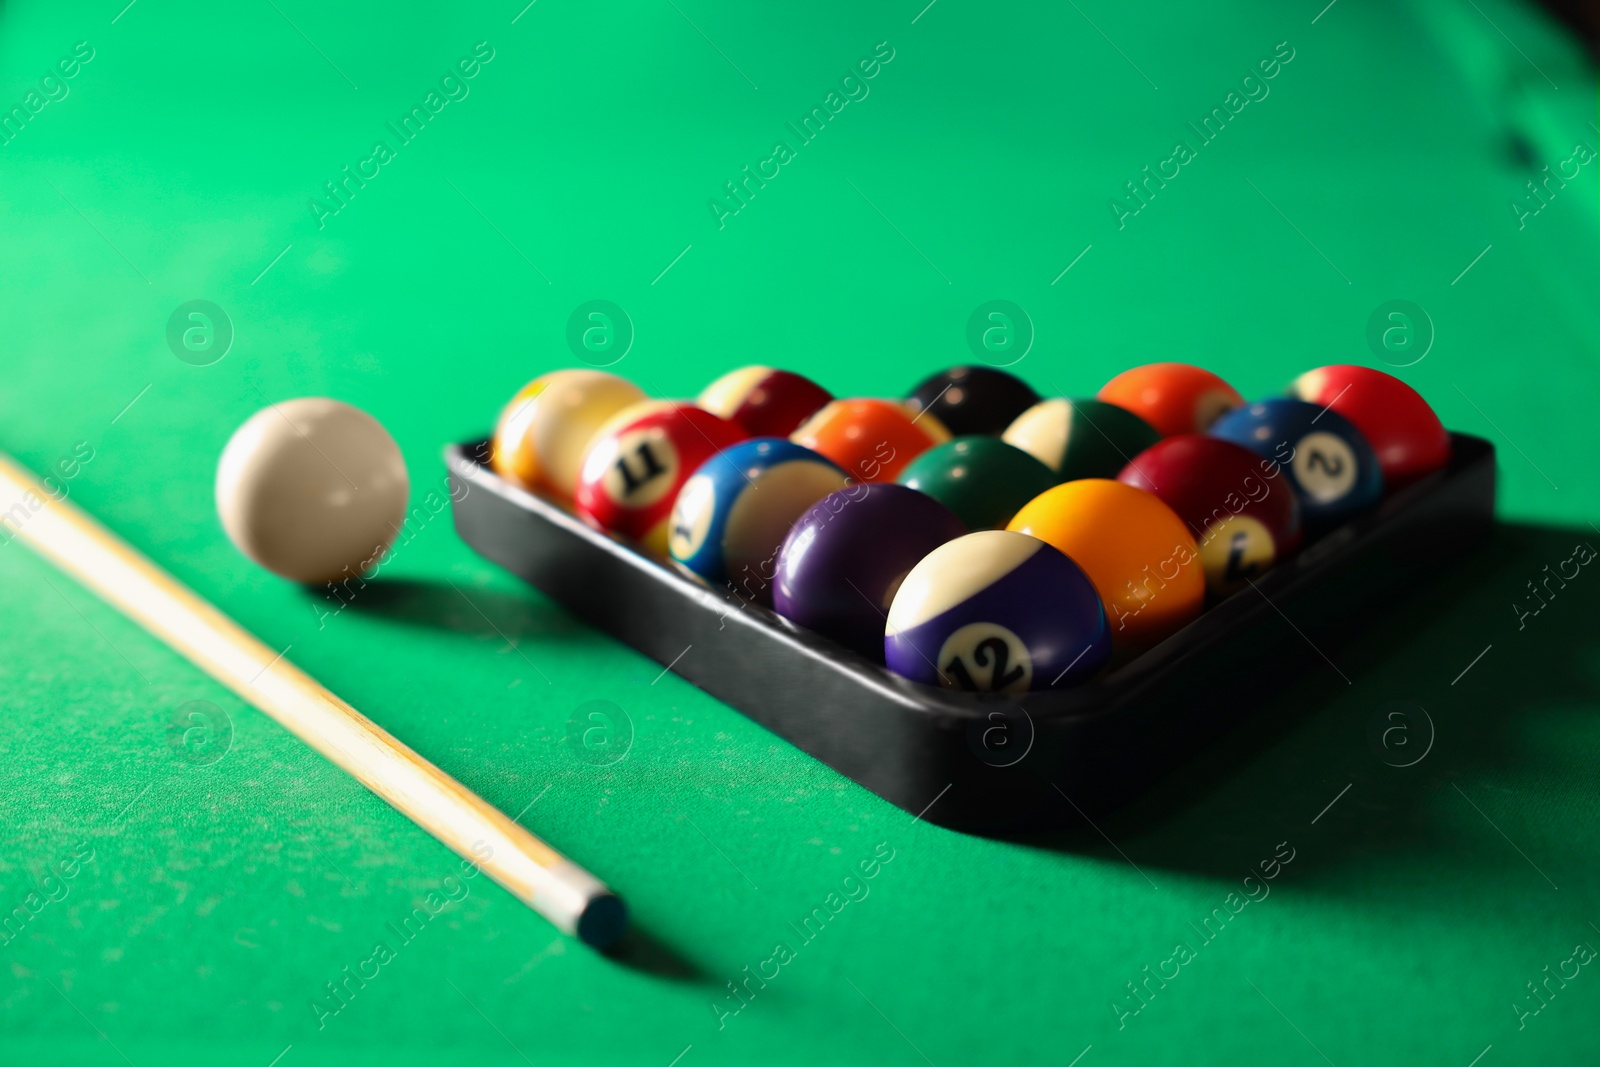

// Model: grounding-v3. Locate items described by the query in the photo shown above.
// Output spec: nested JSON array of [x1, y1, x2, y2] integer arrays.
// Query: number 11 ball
[[886, 531, 1111, 694], [575, 402, 748, 554]]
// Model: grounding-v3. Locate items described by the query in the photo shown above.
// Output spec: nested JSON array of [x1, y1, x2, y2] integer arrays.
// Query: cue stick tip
[[576, 892, 629, 950]]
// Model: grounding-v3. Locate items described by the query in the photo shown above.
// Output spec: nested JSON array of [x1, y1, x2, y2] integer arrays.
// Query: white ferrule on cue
[[0, 453, 626, 948]]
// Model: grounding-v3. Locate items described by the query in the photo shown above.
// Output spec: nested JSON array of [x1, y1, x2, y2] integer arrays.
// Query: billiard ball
[[1208, 399, 1383, 531], [1002, 398, 1161, 480], [790, 398, 950, 483], [668, 438, 849, 602], [216, 398, 409, 584], [885, 530, 1111, 693], [1007, 479, 1204, 649], [491, 370, 645, 500], [1290, 365, 1450, 488], [905, 366, 1040, 437], [1117, 435, 1302, 596], [1098, 363, 1244, 437], [896, 436, 1059, 530], [773, 483, 966, 660], [697, 366, 832, 438], [575, 402, 748, 554]]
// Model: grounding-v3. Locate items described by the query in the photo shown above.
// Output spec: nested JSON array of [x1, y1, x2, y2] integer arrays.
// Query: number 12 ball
[[886, 531, 1110, 694], [1208, 399, 1382, 531], [575, 402, 748, 554]]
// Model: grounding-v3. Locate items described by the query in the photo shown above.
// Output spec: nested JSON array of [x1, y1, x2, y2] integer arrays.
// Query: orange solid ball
[[1007, 479, 1204, 650], [1098, 363, 1243, 437], [790, 398, 949, 482]]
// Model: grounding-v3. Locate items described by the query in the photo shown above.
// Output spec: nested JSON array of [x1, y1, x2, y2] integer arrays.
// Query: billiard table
[[2, 0, 1597, 1064]]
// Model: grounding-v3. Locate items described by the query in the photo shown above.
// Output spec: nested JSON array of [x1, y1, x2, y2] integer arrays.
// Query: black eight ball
[[905, 366, 1040, 437]]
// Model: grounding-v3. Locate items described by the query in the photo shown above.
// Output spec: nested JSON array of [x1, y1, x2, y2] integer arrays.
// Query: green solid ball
[[1002, 398, 1162, 480], [897, 436, 1061, 530]]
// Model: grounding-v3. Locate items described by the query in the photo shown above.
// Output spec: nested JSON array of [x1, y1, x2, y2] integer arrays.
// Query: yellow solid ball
[[491, 370, 645, 500], [1006, 479, 1204, 650]]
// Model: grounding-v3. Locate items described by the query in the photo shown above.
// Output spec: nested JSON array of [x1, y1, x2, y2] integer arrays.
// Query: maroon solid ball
[[773, 484, 967, 661], [1117, 435, 1302, 597]]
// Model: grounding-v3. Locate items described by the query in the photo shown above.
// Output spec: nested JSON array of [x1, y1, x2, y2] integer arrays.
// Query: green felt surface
[[1, 1, 1598, 1064]]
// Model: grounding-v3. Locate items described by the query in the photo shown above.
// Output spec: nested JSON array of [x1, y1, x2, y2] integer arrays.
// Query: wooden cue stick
[[0, 452, 627, 948]]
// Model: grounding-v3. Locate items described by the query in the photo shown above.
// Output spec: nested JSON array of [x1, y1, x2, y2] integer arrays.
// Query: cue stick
[[0, 452, 627, 949]]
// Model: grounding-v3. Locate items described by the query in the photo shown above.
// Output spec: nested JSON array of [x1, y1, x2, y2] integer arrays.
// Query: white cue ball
[[216, 398, 409, 584]]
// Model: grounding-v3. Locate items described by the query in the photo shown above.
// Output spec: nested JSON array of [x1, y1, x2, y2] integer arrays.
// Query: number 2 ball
[[1208, 399, 1382, 531], [668, 438, 848, 602], [885, 530, 1111, 694], [698, 365, 833, 438], [575, 402, 748, 554], [1290, 364, 1450, 489], [1117, 435, 1302, 597]]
